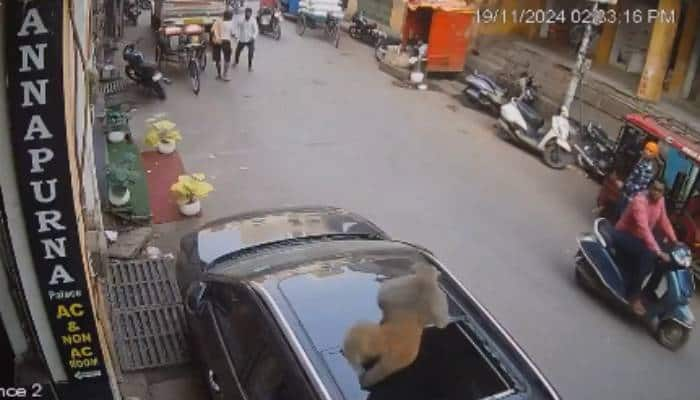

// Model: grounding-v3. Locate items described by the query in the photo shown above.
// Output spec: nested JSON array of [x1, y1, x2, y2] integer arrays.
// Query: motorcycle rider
[[259, 0, 281, 12], [615, 141, 660, 218], [612, 179, 678, 316]]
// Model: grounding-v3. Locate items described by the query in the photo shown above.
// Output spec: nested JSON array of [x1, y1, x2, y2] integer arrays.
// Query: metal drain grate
[[106, 259, 181, 309], [106, 259, 190, 371], [112, 305, 190, 371]]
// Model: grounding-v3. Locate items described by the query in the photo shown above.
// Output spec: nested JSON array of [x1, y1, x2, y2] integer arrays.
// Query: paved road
[[126, 13, 700, 400]]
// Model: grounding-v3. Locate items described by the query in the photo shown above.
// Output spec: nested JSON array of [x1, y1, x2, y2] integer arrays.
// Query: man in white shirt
[[235, 8, 259, 72], [211, 9, 235, 80]]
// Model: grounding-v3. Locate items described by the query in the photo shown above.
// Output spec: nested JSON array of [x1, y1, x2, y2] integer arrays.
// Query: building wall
[[62, 1, 119, 396], [608, 1, 655, 72]]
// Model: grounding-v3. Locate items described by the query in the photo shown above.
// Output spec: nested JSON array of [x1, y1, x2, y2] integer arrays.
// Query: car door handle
[[208, 370, 221, 393]]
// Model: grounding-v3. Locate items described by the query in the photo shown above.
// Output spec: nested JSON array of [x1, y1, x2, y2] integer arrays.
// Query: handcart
[[296, 10, 340, 48], [155, 23, 208, 95]]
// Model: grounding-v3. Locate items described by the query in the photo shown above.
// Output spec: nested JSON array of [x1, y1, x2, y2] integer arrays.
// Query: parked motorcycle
[[123, 41, 167, 100], [573, 121, 615, 180], [463, 72, 536, 116], [575, 218, 695, 351], [257, 7, 282, 40], [498, 98, 574, 169], [349, 11, 387, 46]]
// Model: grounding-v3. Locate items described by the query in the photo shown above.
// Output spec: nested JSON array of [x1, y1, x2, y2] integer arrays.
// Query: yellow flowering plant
[[170, 173, 214, 204], [144, 114, 183, 147]]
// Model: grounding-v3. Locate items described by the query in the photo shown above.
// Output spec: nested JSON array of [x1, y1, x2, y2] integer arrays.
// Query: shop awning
[[404, 0, 476, 12]]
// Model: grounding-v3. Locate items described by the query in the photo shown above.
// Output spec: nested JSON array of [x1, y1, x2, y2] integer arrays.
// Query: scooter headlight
[[671, 246, 692, 268]]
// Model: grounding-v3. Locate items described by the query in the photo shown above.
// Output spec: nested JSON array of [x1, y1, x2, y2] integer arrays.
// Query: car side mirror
[[185, 281, 208, 315]]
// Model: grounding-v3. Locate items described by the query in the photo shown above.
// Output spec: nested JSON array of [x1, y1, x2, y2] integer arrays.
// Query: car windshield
[[273, 255, 513, 400]]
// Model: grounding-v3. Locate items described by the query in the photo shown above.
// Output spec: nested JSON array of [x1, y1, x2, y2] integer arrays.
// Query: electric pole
[[562, 0, 618, 112]]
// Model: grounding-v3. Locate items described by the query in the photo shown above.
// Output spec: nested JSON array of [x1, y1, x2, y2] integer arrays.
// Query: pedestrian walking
[[211, 9, 235, 81], [235, 7, 258, 72]]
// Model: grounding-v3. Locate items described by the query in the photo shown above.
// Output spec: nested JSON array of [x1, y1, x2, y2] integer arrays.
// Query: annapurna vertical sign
[[5, 1, 112, 398]]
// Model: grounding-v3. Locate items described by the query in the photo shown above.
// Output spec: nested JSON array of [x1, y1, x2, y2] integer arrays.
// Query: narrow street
[[125, 12, 700, 400]]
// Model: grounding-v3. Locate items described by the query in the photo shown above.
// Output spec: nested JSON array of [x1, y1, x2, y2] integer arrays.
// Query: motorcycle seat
[[516, 100, 544, 129], [474, 73, 500, 91], [140, 63, 159, 74]]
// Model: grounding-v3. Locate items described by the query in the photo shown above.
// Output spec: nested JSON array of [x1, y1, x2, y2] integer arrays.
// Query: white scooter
[[498, 99, 574, 169]]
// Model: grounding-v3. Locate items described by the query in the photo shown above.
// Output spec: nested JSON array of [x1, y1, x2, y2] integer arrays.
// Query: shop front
[[1, 1, 117, 398], [403, 0, 476, 72]]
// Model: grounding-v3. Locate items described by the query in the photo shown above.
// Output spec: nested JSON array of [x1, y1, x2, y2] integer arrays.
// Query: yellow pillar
[[668, 2, 700, 97], [637, 0, 681, 102], [593, 3, 620, 65], [347, 0, 358, 19], [388, 0, 406, 35]]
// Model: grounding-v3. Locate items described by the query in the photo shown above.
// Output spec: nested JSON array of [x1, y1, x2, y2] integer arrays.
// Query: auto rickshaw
[[598, 114, 700, 279]]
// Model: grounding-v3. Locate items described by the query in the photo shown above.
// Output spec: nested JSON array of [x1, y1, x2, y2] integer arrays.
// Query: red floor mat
[[141, 151, 185, 224]]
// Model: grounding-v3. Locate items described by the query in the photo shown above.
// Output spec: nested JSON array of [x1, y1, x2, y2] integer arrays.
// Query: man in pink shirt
[[613, 180, 678, 315]]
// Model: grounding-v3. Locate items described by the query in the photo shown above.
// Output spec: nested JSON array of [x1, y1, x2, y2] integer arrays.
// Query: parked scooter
[[257, 7, 282, 40], [498, 96, 574, 169], [573, 121, 615, 181], [575, 218, 695, 351], [463, 72, 536, 116], [123, 41, 167, 100], [349, 11, 388, 46]]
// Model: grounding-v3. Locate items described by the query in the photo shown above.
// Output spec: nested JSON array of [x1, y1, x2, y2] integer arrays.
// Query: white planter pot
[[178, 199, 201, 216], [157, 140, 176, 154], [410, 71, 425, 84], [108, 130, 126, 143], [109, 187, 131, 206]]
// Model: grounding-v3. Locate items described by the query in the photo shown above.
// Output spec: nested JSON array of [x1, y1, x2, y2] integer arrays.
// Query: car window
[[211, 283, 268, 380], [245, 349, 311, 400]]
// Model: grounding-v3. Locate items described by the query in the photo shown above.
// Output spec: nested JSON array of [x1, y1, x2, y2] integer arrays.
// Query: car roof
[[208, 238, 420, 285], [194, 206, 388, 264]]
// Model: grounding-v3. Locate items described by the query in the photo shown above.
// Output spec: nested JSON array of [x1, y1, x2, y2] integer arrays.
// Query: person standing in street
[[235, 7, 258, 72], [211, 9, 235, 81]]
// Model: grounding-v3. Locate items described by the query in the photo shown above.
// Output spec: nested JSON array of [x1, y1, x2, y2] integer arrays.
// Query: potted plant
[[105, 109, 130, 143], [106, 154, 138, 207], [170, 173, 214, 216], [144, 114, 182, 154]]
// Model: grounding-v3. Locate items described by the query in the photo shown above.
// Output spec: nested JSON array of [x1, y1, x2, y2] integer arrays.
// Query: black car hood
[[191, 206, 388, 264]]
